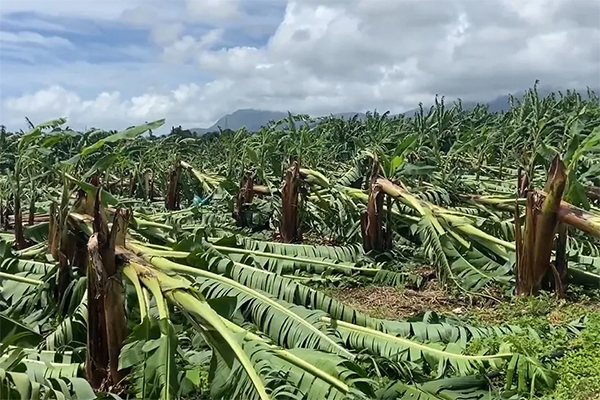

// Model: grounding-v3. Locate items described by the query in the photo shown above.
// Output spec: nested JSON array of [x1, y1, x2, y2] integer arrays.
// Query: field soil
[[331, 283, 465, 319]]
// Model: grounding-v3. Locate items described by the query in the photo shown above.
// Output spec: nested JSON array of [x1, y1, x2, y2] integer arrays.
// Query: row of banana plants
[[1, 189, 562, 399], [1, 85, 600, 399]]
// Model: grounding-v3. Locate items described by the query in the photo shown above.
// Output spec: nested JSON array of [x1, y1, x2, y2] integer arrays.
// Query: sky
[[0, 0, 599, 132]]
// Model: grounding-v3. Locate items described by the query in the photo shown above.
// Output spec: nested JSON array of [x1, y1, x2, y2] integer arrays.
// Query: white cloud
[[162, 29, 224, 63], [0, 30, 73, 47], [185, 0, 241, 21], [1, 0, 599, 132], [0, 0, 144, 20], [0, 17, 74, 33], [4, 86, 80, 114], [1, 84, 212, 131], [196, 45, 266, 77], [151, 22, 184, 46]]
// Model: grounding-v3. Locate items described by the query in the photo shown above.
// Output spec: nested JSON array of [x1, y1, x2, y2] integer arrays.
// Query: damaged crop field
[[1, 85, 600, 400]]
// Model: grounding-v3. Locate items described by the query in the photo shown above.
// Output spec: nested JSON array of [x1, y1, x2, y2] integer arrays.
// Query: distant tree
[[202, 131, 219, 140], [170, 125, 197, 138], [219, 128, 235, 135]]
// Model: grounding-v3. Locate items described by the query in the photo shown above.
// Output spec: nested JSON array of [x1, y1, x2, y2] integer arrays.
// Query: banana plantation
[[2, 85, 600, 400]]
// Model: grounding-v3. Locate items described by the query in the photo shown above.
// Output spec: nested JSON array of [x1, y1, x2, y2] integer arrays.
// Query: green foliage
[[549, 314, 600, 400], [466, 292, 600, 399], [377, 375, 495, 400], [80, 119, 166, 157], [119, 317, 180, 399], [0, 321, 95, 400], [1, 86, 600, 399]]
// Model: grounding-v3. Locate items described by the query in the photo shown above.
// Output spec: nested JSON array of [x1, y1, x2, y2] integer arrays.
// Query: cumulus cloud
[[162, 29, 224, 64], [190, 0, 599, 106], [1, 0, 599, 131], [1, 85, 212, 131]]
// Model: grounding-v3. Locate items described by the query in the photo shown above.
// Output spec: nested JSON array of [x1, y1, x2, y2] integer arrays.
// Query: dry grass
[[331, 281, 468, 319]]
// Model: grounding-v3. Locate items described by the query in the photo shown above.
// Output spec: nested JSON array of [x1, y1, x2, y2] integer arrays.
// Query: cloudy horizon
[[0, 0, 599, 132]]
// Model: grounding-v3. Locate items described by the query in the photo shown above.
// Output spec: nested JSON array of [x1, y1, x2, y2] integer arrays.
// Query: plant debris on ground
[[332, 284, 462, 319]]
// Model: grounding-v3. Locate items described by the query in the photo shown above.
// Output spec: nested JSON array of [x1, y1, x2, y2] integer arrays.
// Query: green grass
[[549, 313, 600, 400], [466, 291, 600, 400], [329, 282, 600, 398]]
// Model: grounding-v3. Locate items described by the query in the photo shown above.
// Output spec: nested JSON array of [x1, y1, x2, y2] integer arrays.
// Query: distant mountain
[[190, 87, 598, 134], [190, 110, 367, 135], [191, 110, 288, 135]]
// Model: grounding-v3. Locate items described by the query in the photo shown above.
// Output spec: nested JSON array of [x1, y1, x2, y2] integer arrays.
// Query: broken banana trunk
[[165, 160, 182, 210], [144, 170, 154, 201], [85, 188, 129, 389], [360, 156, 392, 252], [13, 193, 26, 250], [27, 191, 35, 226], [280, 161, 302, 243], [556, 200, 600, 237], [516, 155, 567, 296], [552, 223, 568, 297], [361, 182, 389, 252], [233, 171, 255, 228], [48, 203, 59, 260]]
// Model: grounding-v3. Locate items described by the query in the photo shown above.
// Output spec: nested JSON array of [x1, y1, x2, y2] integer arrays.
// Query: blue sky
[[0, 0, 598, 132]]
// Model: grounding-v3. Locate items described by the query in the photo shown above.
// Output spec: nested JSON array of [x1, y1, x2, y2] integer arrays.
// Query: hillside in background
[[191, 110, 289, 135], [190, 110, 369, 135], [189, 86, 598, 135]]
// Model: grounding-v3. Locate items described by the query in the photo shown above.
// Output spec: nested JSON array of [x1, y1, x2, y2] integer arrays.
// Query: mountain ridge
[[190, 86, 598, 135], [190, 110, 369, 135]]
